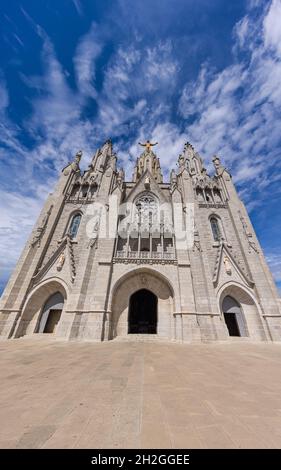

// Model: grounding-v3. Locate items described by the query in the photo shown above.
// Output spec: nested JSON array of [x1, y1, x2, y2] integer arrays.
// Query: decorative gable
[[213, 242, 254, 288], [32, 234, 76, 286], [125, 169, 169, 205]]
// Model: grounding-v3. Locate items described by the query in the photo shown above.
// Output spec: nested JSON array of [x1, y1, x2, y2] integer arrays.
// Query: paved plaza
[[1, 337, 281, 449]]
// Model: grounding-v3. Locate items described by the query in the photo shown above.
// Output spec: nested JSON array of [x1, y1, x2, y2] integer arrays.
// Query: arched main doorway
[[128, 289, 157, 334], [37, 292, 64, 334], [222, 295, 247, 337], [110, 269, 174, 340]]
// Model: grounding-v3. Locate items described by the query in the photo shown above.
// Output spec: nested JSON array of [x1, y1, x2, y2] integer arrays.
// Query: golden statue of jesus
[[138, 140, 158, 152]]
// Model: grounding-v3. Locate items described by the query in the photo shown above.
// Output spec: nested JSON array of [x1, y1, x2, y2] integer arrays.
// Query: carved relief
[[239, 211, 259, 253], [193, 229, 202, 252], [140, 274, 148, 285], [31, 205, 53, 248], [170, 169, 177, 186], [88, 215, 100, 249], [56, 252, 65, 271], [223, 256, 232, 275]]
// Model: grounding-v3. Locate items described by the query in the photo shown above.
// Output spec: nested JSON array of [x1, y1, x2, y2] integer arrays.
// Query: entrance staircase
[[113, 334, 170, 343]]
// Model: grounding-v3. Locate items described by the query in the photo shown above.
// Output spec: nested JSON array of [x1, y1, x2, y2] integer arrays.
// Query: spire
[[90, 139, 113, 172], [212, 155, 224, 174], [133, 141, 163, 183], [177, 142, 205, 175]]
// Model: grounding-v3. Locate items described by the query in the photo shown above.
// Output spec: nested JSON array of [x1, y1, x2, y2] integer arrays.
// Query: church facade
[[1, 140, 281, 342]]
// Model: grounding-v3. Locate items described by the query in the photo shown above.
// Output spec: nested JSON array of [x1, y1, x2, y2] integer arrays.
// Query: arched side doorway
[[128, 289, 157, 334], [37, 292, 64, 333], [218, 284, 267, 341], [14, 279, 67, 338], [222, 295, 247, 337]]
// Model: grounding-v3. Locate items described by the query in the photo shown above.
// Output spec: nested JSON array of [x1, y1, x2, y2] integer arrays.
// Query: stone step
[[15, 333, 62, 341], [113, 334, 170, 342], [216, 336, 252, 344]]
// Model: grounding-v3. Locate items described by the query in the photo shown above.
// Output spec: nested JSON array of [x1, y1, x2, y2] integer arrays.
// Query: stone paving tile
[[1, 338, 281, 448], [195, 424, 237, 449], [16, 425, 57, 449]]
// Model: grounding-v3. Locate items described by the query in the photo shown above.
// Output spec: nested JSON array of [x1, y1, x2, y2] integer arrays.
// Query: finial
[[170, 169, 177, 185], [184, 141, 194, 150], [212, 155, 221, 168], [74, 150, 82, 164]]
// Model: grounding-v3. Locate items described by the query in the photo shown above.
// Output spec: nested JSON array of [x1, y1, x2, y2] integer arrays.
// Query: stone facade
[[1, 140, 280, 342]]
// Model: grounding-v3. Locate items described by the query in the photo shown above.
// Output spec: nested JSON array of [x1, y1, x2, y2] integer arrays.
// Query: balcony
[[66, 196, 95, 204], [198, 202, 228, 209], [114, 250, 177, 265]]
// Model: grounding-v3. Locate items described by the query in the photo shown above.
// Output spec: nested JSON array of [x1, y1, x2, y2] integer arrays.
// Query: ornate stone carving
[[74, 150, 83, 164], [223, 256, 232, 275], [65, 150, 82, 174], [116, 168, 124, 186], [56, 252, 65, 271], [238, 211, 259, 253], [88, 217, 100, 249], [31, 205, 53, 248], [193, 229, 202, 252], [140, 274, 148, 285], [144, 175, 150, 189], [170, 169, 177, 186], [178, 153, 186, 171]]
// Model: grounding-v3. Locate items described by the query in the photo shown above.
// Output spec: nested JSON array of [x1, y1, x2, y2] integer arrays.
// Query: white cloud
[[178, 1, 281, 207], [263, 0, 281, 57], [74, 23, 103, 99], [0, 190, 43, 283], [95, 40, 179, 138], [234, 16, 249, 48]]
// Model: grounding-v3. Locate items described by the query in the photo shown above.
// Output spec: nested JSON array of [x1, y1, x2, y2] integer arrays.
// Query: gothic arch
[[208, 213, 227, 242], [37, 291, 64, 334], [110, 267, 175, 305], [128, 288, 158, 334], [64, 210, 83, 238], [217, 281, 268, 340], [109, 267, 174, 340], [14, 278, 68, 338], [133, 191, 159, 205]]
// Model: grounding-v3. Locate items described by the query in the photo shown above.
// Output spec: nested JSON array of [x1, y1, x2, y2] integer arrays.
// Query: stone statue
[[69, 150, 83, 173], [212, 155, 220, 168], [144, 175, 150, 189], [57, 252, 65, 271], [74, 150, 82, 164], [193, 230, 202, 252], [138, 140, 158, 152], [178, 154, 186, 170], [117, 168, 124, 186], [223, 256, 232, 275]]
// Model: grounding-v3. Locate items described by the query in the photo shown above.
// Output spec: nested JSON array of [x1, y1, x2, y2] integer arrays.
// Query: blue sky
[[0, 0, 281, 294]]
